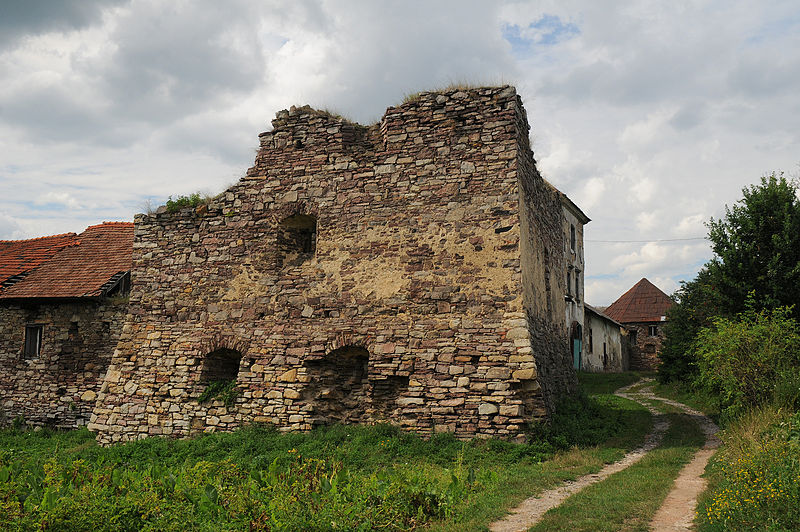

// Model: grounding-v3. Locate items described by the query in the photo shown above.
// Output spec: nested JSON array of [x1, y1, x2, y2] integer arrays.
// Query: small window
[[278, 214, 317, 267], [588, 328, 593, 353], [629, 330, 638, 344], [24, 325, 43, 359], [574, 271, 580, 301], [648, 325, 659, 337], [570, 224, 576, 252], [566, 270, 572, 296], [603, 343, 607, 367]]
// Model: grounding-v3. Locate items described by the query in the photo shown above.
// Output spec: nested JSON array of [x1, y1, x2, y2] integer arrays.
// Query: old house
[[552, 189, 590, 370], [90, 86, 586, 444], [0, 222, 133, 427], [604, 278, 673, 370], [583, 304, 628, 372]]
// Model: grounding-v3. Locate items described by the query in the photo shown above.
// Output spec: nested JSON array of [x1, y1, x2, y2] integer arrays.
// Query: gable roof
[[604, 278, 673, 324], [0, 233, 79, 290], [585, 303, 623, 328], [0, 222, 133, 299]]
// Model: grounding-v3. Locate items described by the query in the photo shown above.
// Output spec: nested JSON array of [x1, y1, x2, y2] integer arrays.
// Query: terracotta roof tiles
[[0, 222, 133, 299], [0, 233, 79, 289], [604, 278, 673, 324]]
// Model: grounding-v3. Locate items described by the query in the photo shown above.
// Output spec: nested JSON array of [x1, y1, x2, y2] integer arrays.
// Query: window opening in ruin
[[198, 348, 242, 406], [278, 214, 317, 267], [648, 325, 659, 337], [24, 325, 43, 359], [566, 270, 572, 298], [574, 271, 580, 302], [570, 224, 576, 252], [630, 330, 638, 344], [588, 328, 593, 353], [603, 344, 608, 368], [303, 345, 369, 426]]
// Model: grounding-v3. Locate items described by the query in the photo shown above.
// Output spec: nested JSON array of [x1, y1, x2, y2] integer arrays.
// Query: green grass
[[696, 405, 800, 531], [577, 371, 648, 395], [653, 380, 721, 423], [0, 375, 653, 531], [529, 412, 706, 532]]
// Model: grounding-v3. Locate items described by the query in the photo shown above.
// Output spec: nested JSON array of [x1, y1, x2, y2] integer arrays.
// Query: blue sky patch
[[502, 15, 579, 56]]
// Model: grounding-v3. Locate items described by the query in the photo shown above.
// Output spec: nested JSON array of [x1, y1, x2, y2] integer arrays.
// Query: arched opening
[[303, 345, 369, 426], [198, 348, 242, 406], [278, 214, 316, 267]]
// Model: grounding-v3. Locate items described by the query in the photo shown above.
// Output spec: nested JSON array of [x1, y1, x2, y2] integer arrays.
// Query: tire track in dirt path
[[646, 390, 720, 531], [489, 379, 669, 532]]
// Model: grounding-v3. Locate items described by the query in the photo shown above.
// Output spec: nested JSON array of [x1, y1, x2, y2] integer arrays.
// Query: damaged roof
[[0, 222, 133, 299], [604, 278, 673, 324]]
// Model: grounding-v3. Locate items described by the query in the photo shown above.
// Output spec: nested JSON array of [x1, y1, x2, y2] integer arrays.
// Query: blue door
[[573, 338, 582, 370]]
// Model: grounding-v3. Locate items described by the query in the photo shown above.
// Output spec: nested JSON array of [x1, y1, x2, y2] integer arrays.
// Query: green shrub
[[695, 304, 800, 421], [165, 193, 208, 213]]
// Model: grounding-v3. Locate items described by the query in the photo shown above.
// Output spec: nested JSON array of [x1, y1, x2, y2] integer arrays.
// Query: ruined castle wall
[[91, 87, 571, 443], [0, 300, 126, 427], [516, 107, 577, 413]]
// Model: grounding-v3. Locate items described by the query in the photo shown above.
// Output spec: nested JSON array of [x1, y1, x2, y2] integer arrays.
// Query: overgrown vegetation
[[0, 375, 650, 531], [165, 193, 209, 213], [197, 380, 239, 408], [695, 304, 800, 421], [697, 406, 800, 531], [659, 173, 800, 384], [654, 172, 800, 530]]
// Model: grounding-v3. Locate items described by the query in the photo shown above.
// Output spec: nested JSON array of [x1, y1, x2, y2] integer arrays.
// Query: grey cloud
[[0, 0, 128, 49]]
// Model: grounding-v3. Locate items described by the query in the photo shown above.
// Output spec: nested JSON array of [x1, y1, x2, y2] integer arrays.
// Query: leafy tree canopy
[[659, 172, 800, 382]]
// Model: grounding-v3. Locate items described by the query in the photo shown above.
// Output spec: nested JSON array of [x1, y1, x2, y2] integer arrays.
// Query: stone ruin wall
[[0, 300, 127, 428], [89, 86, 577, 444]]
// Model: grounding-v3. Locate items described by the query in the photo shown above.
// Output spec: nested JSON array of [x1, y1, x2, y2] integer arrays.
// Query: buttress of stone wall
[[91, 86, 567, 444], [0, 300, 126, 428]]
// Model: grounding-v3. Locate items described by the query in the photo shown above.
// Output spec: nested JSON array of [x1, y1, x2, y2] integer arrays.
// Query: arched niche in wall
[[302, 345, 369, 426], [277, 213, 317, 267]]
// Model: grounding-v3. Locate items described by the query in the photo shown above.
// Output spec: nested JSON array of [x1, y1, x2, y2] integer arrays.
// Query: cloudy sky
[[1, 0, 798, 305]]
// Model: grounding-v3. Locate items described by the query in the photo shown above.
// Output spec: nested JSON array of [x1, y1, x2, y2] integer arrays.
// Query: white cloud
[[1, 0, 799, 306]]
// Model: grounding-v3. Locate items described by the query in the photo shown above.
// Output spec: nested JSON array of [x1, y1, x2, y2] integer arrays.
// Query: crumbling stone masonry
[[90, 86, 579, 443]]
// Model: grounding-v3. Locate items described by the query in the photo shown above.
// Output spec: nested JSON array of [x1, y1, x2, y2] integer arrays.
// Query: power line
[[585, 237, 709, 243]]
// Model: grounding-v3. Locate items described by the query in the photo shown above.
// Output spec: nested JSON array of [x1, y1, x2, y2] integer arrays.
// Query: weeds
[[165, 193, 210, 213], [698, 406, 800, 531]]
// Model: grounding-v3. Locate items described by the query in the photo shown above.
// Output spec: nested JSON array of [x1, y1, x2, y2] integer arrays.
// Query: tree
[[706, 173, 800, 316], [658, 172, 800, 383]]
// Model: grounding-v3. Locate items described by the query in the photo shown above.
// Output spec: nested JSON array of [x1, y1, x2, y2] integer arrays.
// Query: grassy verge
[[696, 405, 800, 531], [0, 375, 651, 531], [653, 380, 720, 423], [529, 412, 706, 532]]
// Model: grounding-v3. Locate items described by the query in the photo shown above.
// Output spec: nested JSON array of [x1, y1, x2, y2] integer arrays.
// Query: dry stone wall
[[0, 300, 127, 428], [90, 86, 578, 444]]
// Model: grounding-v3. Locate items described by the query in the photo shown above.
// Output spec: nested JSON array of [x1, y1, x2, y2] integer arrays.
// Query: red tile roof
[[0, 233, 79, 289], [0, 222, 133, 299], [604, 278, 673, 324]]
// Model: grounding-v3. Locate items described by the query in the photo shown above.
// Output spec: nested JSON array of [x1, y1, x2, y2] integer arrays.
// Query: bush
[[695, 304, 800, 420], [165, 193, 208, 213]]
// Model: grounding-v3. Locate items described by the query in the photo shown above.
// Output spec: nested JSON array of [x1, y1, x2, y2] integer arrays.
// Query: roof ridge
[[0, 232, 78, 244], [85, 221, 134, 230]]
